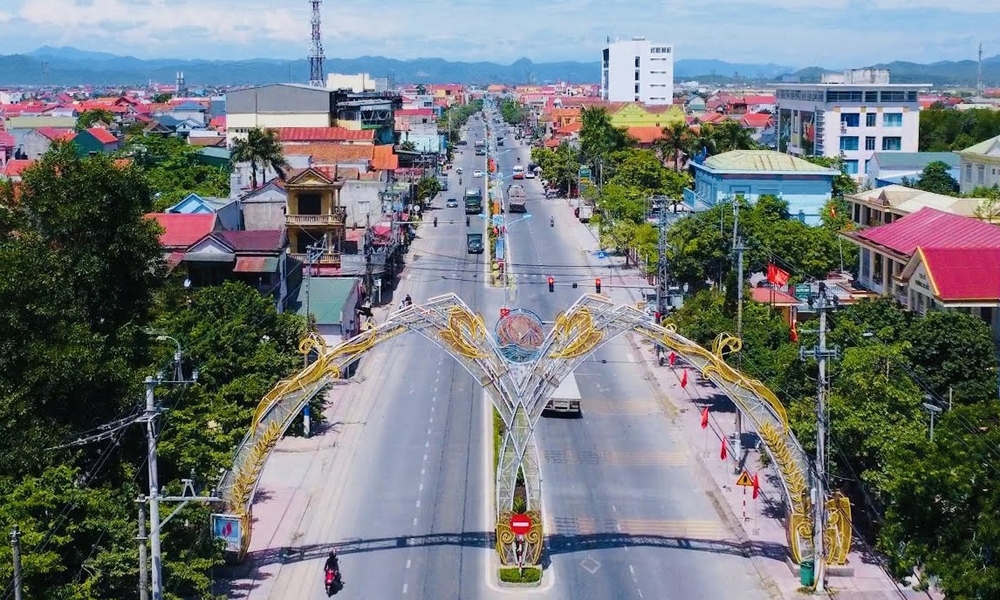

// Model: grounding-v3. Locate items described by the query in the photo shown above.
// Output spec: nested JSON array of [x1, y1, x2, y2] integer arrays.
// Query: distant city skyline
[[0, 0, 996, 68]]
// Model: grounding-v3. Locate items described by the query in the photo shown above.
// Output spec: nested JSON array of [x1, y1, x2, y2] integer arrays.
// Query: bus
[[512, 165, 525, 180], [474, 140, 486, 156], [464, 187, 483, 214]]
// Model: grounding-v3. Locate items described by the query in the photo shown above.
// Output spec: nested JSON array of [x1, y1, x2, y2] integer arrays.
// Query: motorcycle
[[324, 567, 343, 596], [550, 217, 554, 227]]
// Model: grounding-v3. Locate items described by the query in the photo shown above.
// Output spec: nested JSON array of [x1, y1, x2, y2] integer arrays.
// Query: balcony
[[286, 208, 347, 227], [290, 251, 342, 267]]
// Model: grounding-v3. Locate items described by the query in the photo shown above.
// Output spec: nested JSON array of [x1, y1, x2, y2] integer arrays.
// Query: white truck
[[543, 372, 582, 416], [508, 184, 527, 213], [577, 203, 594, 223]]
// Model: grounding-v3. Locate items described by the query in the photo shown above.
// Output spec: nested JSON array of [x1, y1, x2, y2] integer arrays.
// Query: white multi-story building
[[601, 37, 674, 105], [775, 69, 930, 180]]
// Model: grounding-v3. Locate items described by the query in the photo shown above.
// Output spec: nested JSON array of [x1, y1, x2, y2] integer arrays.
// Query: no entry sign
[[510, 513, 532, 536]]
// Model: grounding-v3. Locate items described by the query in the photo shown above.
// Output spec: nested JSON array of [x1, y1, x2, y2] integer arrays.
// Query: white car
[[473, 170, 484, 178]]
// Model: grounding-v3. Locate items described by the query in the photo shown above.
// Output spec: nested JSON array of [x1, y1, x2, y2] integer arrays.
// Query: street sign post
[[510, 513, 532, 536]]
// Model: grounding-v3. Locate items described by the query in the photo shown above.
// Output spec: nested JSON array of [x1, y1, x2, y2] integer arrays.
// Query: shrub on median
[[499, 567, 542, 584]]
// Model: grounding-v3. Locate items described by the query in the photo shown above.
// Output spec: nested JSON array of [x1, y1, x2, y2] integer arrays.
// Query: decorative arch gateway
[[217, 293, 851, 568]]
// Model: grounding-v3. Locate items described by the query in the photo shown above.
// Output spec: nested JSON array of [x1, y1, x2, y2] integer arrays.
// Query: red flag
[[720, 438, 728, 461], [680, 369, 688, 389], [668, 351, 677, 366], [766, 263, 790, 287], [700, 407, 709, 429], [830, 204, 838, 219], [752, 472, 760, 500], [790, 320, 799, 343]]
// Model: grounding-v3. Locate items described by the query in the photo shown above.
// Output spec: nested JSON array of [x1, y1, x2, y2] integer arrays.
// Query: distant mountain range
[[0, 46, 996, 88]]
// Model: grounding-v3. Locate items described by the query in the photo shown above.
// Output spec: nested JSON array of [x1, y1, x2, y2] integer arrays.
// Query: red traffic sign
[[510, 513, 532, 536]]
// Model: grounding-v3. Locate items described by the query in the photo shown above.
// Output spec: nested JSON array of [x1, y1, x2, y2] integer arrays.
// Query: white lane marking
[[612, 504, 617, 513], [403, 583, 409, 594], [416, 500, 421, 508], [423, 454, 428, 462], [629, 564, 636, 577], [431, 405, 435, 412], [429, 417, 434, 424], [418, 483, 423, 491], [420, 468, 425, 476], [427, 428, 432, 435], [406, 559, 411, 569], [425, 441, 430, 448], [412, 517, 418, 526], [637, 590, 644, 598], [437, 368, 441, 375]]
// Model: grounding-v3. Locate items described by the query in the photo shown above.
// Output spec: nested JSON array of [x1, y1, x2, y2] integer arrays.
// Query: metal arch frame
[[217, 292, 850, 567]]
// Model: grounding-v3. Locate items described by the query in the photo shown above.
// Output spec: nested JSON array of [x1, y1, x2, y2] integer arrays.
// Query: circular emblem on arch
[[495, 308, 545, 363]]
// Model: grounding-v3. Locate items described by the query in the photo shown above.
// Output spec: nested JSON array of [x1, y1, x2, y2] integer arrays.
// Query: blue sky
[[0, 0, 996, 67]]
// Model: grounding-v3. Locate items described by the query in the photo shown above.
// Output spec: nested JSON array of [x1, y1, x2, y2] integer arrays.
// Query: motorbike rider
[[550, 216, 554, 227], [404, 294, 413, 307], [324, 549, 340, 576]]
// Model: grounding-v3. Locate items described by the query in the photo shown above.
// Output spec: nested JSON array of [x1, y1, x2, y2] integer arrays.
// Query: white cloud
[[0, 10, 12, 22]]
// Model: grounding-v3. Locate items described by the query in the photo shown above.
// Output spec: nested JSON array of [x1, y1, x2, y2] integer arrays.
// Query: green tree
[[909, 160, 960, 196], [152, 93, 173, 104], [399, 140, 417, 152], [125, 134, 230, 209], [702, 120, 757, 153], [230, 127, 289, 189], [578, 106, 634, 170], [531, 143, 578, 194], [606, 148, 672, 195], [656, 121, 693, 170], [76, 108, 116, 130], [415, 174, 442, 206], [499, 98, 528, 125], [596, 183, 647, 225], [903, 310, 999, 405], [919, 107, 1000, 151]]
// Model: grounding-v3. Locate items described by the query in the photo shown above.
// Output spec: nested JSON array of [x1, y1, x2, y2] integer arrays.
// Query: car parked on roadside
[[446, 198, 459, 208]]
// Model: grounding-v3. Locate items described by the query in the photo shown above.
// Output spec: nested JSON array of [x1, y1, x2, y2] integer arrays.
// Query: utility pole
[[800, 283, 839, 592], [732, 201, 745, 472], [655, 197, 670, 322], [142, 376, 165, 599], [302, 242, 325, 438], [11, 527, 23, 600], [137, 497, 149, 600]]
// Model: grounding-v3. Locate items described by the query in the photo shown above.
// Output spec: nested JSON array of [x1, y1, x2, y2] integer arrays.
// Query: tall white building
[[775, 69, 931, 181], [601, 37, 674, 105]]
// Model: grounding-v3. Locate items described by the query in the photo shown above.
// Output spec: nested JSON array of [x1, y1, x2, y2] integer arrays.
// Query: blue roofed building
[[684, 150, 838, 224], [865, 152, 960, 188], [166, 193, 241, 230]]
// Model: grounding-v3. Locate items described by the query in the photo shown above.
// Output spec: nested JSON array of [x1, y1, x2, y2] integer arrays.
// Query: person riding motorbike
[[550, 216, 554, 227], [324, 549, 339, 574], [459, 177, 463, 185], [404, 294, 413, 307]]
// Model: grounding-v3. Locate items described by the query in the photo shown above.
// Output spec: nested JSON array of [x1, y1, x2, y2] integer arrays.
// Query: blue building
[[683, 150, 838, 224]]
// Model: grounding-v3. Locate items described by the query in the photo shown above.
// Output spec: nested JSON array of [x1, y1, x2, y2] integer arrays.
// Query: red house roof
[[626, 126, 664, 144], [395, 108, 435, 117], [853, 207, 1000, 257], [216, 229, 285, 253], [2, 159, 35, 178], [917, 247, 1000, 302], [742, 113, 773, 128], [274, 127, 374, 142], [86, 127, 118, 145], [0, 131, 14, 148], [750, 287, 799, 305], [146, 213, 218, 250], [35, 127, 75, 142], [371, 144, 398, 171]]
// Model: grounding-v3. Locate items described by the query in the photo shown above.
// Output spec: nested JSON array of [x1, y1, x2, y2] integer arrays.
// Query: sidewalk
[[563, 215, 935, 600]]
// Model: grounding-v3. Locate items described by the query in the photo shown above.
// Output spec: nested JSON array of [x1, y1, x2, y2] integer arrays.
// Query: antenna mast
[[308, 0, 326, 87], [977, 43, 984, 98]]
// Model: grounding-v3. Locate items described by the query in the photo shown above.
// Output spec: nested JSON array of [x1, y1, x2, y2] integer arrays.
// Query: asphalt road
[[497, 132, 770, 599]]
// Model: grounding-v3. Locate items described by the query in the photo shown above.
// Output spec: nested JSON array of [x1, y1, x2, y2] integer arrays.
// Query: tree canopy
[[901, 160, 960, 196], [124, 134, 230, 211], [919, 107, 1000, 152]]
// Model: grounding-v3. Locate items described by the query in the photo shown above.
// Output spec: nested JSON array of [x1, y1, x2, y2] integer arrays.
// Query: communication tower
[[308, 0, 326, 87]]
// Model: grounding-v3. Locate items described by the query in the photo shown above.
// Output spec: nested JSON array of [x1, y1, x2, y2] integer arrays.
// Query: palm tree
[[656, 121, 693, 171], [231, 127, 290, 189], [706, 120, 757, 153]]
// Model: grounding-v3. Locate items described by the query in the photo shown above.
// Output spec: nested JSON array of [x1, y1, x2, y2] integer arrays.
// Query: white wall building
[[601, 37, 674, 105], [775, 69, 930, 180], [326, 73, 381, 93]]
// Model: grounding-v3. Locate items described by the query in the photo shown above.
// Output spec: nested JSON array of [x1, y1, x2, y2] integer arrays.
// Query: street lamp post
[[922, 396, 943, 441]]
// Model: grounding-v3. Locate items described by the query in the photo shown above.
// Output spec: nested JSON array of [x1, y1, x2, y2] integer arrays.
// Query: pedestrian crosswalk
[[547, 516, 730, 540], [543, 449, 689, 467], [583, 399, 661, 414]]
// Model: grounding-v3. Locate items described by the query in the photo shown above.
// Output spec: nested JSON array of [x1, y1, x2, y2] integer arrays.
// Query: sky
[[0, 0, 996, 68]]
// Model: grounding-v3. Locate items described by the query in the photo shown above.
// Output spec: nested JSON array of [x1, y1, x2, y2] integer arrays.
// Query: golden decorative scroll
[[548, 307, 603, 359], [438, 307, 490, 359]]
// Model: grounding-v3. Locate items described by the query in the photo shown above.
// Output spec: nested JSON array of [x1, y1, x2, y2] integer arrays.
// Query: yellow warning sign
[[736, 470, 754, 487]]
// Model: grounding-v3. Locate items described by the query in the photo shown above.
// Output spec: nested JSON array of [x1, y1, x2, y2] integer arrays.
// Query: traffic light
[[548, 277, 555, 293], [595, 278, 602, 294]]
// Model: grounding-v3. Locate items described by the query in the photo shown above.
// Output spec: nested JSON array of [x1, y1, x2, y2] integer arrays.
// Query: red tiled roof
[[0, 131, 14, 147], [35, 127, 75, 141], [854, 208, 1000, 256], [188, 136, 227, 147], [554, 121, 581, 135], [371, 144, 398, 171], [742, 113, 773, 128], [395, 108, 435, 117], [274, 127, 375, 142], [86, 127, 118, 144], [283, 143, 374, 165], [217, 229, 285, 252], [627, 126, 664, 144], [751, 287, 799, 305], [146, 213, 218, 249], [2, 159, 35, 178], [233, 256, 278, 273], [917, 247, 1000, 302], [209, 116, 226, 130], [742, 95, 776, 105]]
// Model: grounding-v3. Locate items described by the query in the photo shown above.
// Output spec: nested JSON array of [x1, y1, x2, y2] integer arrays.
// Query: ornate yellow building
[[284, 167, 346, 267], [608, 102, 686, 129]]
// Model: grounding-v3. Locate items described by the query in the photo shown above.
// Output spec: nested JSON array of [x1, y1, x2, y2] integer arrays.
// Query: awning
[[372, 224, 392, 236], [184, 251, 235, 263], [233, 256, 279, 273]]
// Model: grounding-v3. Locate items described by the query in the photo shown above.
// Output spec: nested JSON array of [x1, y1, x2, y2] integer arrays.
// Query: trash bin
[[799, 560, 815, 586]]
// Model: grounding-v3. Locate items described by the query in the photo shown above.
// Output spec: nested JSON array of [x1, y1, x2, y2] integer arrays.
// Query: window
[[881, 90, 905, 102], [882, 137, 902, 151], [840, 136, 859, 151], [298, 193, 321, 215], [865, 159, 871, 174], [907, 91, 917, 102], [865, 113, 876, 127], [635, 57, 640, 68], [634, 84, 640, 93], [844, 160, 859, 174], [827, 90, 863, 102], [635, 71, 640, 81], [965, 163, 973, 181], [840, 113, 860, 127], [865, 91, 878, 103], [978, 164, 985, 184], [883, 113, 902, 127], [872, 253, 884, 285], [865, 136, 876, 150]]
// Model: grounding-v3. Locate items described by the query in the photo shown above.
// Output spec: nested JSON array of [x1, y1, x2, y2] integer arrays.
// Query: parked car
[[473, 170, 484, 178], [446, 198, 459, 208]]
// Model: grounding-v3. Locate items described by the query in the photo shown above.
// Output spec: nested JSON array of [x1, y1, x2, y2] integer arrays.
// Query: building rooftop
[[956, 134, 1000, 158], [146, 213, 217, 249], [848, 207, 1000, 257], [913, 247, 1000, 302], [871, 152, 959, 169], [292, 276, 359, 325], [700, 150, 837, 174], [846, 185, 993, 219]]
